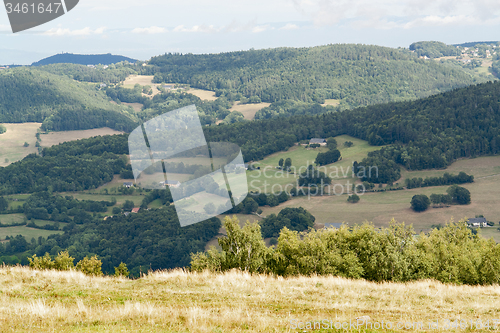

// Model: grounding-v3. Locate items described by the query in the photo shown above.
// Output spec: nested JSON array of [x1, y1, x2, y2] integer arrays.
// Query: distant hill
[[147, 44, 490, 109], [31, 53, 137, 66], [453, 41, 499, 48], [0, 67, 137, 132]]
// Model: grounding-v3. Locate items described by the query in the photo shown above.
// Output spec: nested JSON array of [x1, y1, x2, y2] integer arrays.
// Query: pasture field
[[0, 214, 25, 225], [247, 135, 382, 193], [321, 98, 340, 106], [230, 102, 271, 120], [121, 102, 143, 112], [187, 88, 217, 101], [40, 127, 124, 147], [3, 266, 500, 332], [0, 225, 63, 240], [260, 155, 500, 242], [0, 123, 41, 167]]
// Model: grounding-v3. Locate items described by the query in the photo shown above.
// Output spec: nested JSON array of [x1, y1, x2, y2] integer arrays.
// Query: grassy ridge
[[2, 266, 500, 332], [0, 68, 137, 131]]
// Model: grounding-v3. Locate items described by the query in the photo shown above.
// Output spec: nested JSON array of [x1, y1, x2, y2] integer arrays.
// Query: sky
[[1, 0, 500, 64]]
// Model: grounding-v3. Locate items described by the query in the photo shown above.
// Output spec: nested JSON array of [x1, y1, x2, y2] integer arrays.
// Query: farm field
[[321, 98, 340, 106], [0, 123, 41, 167], [230, 102, 271, 120], [3, 266, 500, 332], [260, 155, 500, 242], [39, 127, 124, 147], [247, 135, 383, 193], [0, 225, 63, 240]]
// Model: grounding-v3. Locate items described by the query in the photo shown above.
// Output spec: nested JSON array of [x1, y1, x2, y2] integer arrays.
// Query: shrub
[[28, 253, 55, 270], [114, 262, 130, 277], [76, 255, 103, 276], [54, 250, 75, 270], [410, 194, 430, 212], [347, 194, 360, 203]]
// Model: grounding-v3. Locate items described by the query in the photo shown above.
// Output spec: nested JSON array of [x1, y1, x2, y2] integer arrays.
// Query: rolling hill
[[147, 43, 492, 109], [31, 53, 137, 66], [0, 67, 137, 131]]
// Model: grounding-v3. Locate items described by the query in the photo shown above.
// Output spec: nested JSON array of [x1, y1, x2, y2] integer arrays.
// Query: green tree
[[326, 137, 337, 150], [278, 158, 284, 168], [447, 185, 471, 205], [122, 200, 135, 212], [54, 250, 75, 270], [23, 142, 29, 147], [191, 216, 270, 273], [410, 194, 430, 212], [114, 262, 130, 277], [347, 194, 360, 203], [76, 255, 103, 276], [204, 202, 216, 214], [0, 196, 8, 212], [284, 158, 292, 171], [112, 206, 122, 214]]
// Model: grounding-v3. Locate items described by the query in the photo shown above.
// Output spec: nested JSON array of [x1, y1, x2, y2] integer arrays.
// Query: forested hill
[[204, 80, 500, 181], [31, 53, 137, 66], [0, 68, 137, 131], [146, 44, 490, 108]]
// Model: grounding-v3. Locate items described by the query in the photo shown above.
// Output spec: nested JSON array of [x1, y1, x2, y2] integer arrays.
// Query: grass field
[[230, 102, 271, 120], [322, 99, 340, 106], [260, 154, 500, 242], [0, 225, 63, 240], [0, 214, 25, 225], [0, 123, 41, 167], [187, 88, 217, 101], [247, 135, 382, 193], [2, 266, 500, 332], [39, 127, 124, 147]]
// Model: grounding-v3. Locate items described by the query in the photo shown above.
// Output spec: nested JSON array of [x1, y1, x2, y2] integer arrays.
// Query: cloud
[[132, 26, 167, 34], [43, 26, 106, 36], [279, 23, 299, 30], [252, 24, 274, 33], [173, 24, 220, 33], [287, 0, 500, 28]]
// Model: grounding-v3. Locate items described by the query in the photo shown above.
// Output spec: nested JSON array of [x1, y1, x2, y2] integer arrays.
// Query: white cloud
[[43, 26, 106, 36], [132, 26, 167, 34], [173, 24, 220, 33], [287, 0, 500, 28], [252, 24, 274, 33], [279, 23, 299, 30]]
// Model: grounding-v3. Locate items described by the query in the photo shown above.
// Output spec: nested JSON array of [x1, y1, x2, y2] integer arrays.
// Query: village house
[[467, 217, 488, 228], [309, 138, 327, 146]]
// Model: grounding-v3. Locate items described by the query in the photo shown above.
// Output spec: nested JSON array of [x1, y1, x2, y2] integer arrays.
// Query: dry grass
[[187, 88, 217, 101], [0, 123, 41, 167], [1, 266, 500, 332], [230, 102, 271, 120], [40, 128, 124, 148]]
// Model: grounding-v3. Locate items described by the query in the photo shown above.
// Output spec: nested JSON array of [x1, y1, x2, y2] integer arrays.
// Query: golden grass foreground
[[2, 266, 500, 332]]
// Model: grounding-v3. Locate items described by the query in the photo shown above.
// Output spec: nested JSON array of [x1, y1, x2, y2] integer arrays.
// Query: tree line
[[192, 216, 500, 285]]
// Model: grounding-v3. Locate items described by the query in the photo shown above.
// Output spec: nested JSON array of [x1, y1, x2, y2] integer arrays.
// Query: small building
[[324, 223, 345, 229], [467, 217, 488, 228], [163, 84, 174, 90], [123, 182, 133, 188], [99, 83, 107, 88], [235, 163, 249, 170], [160, 180, 181, 188], [131, 208, 140, 213], [309, 138, 327, 146]]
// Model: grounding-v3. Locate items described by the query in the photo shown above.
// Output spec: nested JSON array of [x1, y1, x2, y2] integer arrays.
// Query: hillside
[[147, 44, 491, 109], [2, 266, 500, 332], [31, 53, 137, 66], [0, 67, 137, 131]]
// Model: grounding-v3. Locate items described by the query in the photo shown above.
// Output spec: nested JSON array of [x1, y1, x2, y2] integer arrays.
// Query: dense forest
[[0, 68, 137, 131], [0, 208, 221, 277], [409, 41, 461, 58], [39, 63, 138, 84], [204, 80, 500, 182], [0, 135, 131, 194], [31, 53, 137, 66], [146, 44, 488, 108]]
